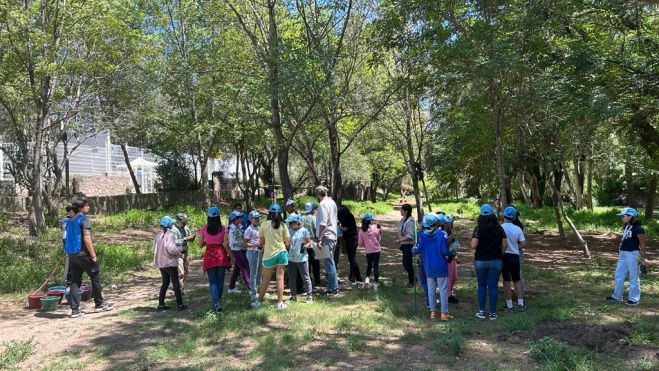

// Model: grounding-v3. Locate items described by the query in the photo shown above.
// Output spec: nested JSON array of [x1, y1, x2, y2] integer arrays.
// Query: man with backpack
[[65, 198, 114, 318]]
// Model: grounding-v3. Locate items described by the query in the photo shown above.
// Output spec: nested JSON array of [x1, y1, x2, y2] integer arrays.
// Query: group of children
[[152, 199, 384, 312]]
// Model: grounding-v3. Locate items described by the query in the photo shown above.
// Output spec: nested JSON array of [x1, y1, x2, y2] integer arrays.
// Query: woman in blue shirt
[[606, 208, 647, 305]]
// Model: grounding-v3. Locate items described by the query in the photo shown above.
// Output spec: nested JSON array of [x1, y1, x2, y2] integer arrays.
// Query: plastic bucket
[[28, 293, 46, 309], [81, 286, 92, 301], [40, 296, 60, 312], [46, 289, 65, 304], [47, 285, 66, 291]]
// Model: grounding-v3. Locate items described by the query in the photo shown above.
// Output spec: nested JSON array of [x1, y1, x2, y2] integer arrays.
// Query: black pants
[[401, 244, 414, 284], [159, 267, 183, 306], [344, 235, 362, 282], [334, 237, 342, 272], [365, 252, 380, 283], [69, 253, 104, 310], [307, 247, 322, 286]]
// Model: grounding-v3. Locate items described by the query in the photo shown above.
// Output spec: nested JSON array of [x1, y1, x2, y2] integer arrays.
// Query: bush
[[155, 158, 197, 193]]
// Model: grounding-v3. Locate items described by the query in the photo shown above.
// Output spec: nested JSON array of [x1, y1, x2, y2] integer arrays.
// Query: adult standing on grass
[[471, 204, 506, 321], [338, 205, 363, 284], [199, 206, 232, 313], [172, 213, 194, 295], [413, 214, 455, 321], [286, 214, 313, 303], [244, 211, 263, 299], [395, 204, 416, 287], [252, 203, 291, 310], [152, 216, 188, 311], [607, 207, 647, 306], [315, 185, 340, 297], [65, 198, 114, 318], [228, 211, 250, 294], [302, 202, 321, 287], [501, 206, 526, 312]]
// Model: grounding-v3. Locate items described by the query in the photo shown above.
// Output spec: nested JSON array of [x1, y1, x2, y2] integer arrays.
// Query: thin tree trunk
[[551, 172, 591, 258], [490, 78, 508, 210], [328, 120, 342, 203], [625, 161, 637, 208], [586, 153, 593, 210], [405, 119, 423, 220], [518, 173, 533, 207], [120, 143, 141, 194], [572, 157, 584, 209], [645, 173, 656, 220], [420, 175, 432, 212], [29, 113, 48, 236], [552, 169, 566, 240]]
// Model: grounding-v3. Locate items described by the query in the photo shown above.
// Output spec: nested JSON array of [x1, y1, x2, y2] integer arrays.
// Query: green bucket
[[40, 296, 60, 312]]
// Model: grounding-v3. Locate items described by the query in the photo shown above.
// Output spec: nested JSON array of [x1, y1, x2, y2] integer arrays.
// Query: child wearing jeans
[[244, 211, 262, 299], [358, 213, 382, 291], [413, 213, 454, 321], [286, 214, 313, 302]]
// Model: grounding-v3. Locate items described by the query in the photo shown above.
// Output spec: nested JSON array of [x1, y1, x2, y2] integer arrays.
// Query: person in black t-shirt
[[67, 198, 115, 318], [606, 207, 647, 305], [471, 204, 506, 321], [338, 206, 363, 284]]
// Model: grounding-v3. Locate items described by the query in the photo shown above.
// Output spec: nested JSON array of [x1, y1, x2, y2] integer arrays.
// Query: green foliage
[[0, 339, 34, 369], [154, 158, 198, 193]]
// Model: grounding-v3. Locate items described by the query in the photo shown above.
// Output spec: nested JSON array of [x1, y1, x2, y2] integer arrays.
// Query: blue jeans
[[246, 250, 262, 297], [474, 259, 502, 314], [322, 237, 338, 292], [418, 260, 429, 307], [207, 266, 226, 310], [612, 251, 641, 302], [427, 276, 448, 314]]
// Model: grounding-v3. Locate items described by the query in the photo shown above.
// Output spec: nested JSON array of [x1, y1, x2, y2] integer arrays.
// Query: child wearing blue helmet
[[607, 207, 647, 305], [471, 204, 506, 320], [244, 210, 263, 299], [228, 210, 250, 294], [252, 203, 291, 310], [152, 216, 187, 311], [501, 206, 526, 312]]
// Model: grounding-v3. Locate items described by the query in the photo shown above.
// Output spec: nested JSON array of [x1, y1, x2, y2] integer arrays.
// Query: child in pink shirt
[[358, 213, 382, 291]]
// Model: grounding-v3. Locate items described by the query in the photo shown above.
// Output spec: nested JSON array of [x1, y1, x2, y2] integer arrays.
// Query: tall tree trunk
[[552, 169, 566, 240], [586, 153, 593, 210], [328, 120, 342, 203], [405, 118, 423, 220], [551, 171, 591, 258], [625, 160, 637, 208], [267, 1, 292, 201], [518, 173, 533, 207], [120, 143, 141, 194], [490, 78, 508, 210], [572, 157, 584, 209], [645, 173, 656, 220], [28, 110, 48, 236]]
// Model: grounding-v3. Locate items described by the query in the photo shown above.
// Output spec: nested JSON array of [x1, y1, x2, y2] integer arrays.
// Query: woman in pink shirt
[[358, 213, 382, 291]]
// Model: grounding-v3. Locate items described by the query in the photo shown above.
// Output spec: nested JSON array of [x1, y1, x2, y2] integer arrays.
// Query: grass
[[0, 340, 34, 369], [527, 337, 593, 371], [429, 199, 658, 238]]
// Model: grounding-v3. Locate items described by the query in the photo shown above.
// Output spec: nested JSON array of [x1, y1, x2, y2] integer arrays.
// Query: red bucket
[[27, 293, 46, 309]]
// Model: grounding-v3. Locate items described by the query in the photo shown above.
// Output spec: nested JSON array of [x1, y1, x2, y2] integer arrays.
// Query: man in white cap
[[285, 198, 299, 219], [173, 213, 194, 294]]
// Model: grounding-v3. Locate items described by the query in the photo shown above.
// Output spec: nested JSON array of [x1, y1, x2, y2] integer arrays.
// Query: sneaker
[[326, 290, 339, 298], [516, 304, 526, 312], [440, 313, 453, 321], [489, 313, 497, 321], [276, 301, 288, 310], [605, 296, 622, 302], [305, 295, 313, 303], [364, 277, 370, 289], [95, 302, 115, 312], [475, 311, 487, 320], [251, 300, 261, 309], [288, 296, 297, 302], [70, 309, 84, 318], [156, 305, 169, 312], [430, 311, 437, 319], [215, 306, 223, 313], [177, 304, 188, 311], [626, 300, 639, 306], [448, 295, 459, 304], [228, 288, 240, 294], [373, 283, 379, 292]]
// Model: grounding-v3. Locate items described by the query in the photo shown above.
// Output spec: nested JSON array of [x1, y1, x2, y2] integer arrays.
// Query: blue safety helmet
[[248, 210, 261, 220], [268, 203, 282, 213], [159, 216, 173, 227], [229, 210, 244, 222], [422, 213, 439, 228], [480, 204, 494, 216], [616, 207, 638, 217], [285, 214, 301, 224], [363, 212, 374, 222], [207, 206, 220, 217]]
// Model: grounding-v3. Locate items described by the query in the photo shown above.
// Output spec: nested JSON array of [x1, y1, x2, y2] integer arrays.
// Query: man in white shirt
[[315, 185, 339, 296]]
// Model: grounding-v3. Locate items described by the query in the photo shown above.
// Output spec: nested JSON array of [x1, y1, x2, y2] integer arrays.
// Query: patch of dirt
[[515, 321, 659, 360]]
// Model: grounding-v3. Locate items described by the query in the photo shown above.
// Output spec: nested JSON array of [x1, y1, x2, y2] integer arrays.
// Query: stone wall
[[74, 174, 133, 197], [87, 190, 210, 214]]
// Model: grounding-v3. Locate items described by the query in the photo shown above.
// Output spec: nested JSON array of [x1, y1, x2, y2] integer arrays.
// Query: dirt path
[[1, 210, 656, 370]]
